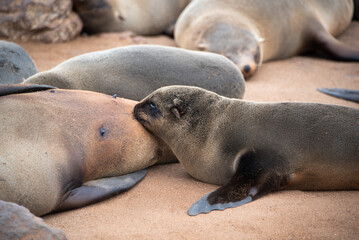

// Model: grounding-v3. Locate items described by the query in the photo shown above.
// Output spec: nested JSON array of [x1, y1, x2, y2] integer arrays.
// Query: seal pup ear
[[171, 107, 181, 119], [171, 98, 185, 119]]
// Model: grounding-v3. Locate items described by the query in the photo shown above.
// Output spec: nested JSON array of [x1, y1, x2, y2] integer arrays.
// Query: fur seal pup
[[134, 86, 359, 216], [0, 200, 67, 239], [0, 41, 38, 84], [0, 84, 176, 216], [24, 45, 245, 101], [175, 0, 359, 79], [73, 0, 189, 35]]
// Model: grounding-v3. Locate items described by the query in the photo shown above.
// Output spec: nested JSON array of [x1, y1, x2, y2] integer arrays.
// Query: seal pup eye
[[149, 102, 156, 110]]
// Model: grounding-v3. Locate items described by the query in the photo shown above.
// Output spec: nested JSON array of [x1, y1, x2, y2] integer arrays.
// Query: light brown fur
[[0, 87, 175, 216]]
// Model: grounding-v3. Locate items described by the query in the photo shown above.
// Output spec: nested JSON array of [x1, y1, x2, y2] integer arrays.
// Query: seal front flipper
[[188, 166, 255, 216], [188, 169, 289, 216], [317, 88, 359, 103], [188, 151, 289, 216], [55, 169, 147, 212], [0, 84, 56, 96], [188, 193, 252, 216]]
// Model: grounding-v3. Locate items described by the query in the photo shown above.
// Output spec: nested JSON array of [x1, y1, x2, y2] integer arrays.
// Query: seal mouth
[[133, 105, 151, 127]]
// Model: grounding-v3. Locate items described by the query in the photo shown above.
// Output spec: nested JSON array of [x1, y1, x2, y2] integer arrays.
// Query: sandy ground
[[10, 22, 359, 239]]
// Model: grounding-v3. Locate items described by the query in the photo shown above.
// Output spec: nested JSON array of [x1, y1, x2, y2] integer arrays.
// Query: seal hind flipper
[[317, 88, 359, 103], [311, 25, 359, 61], [0, 84, 56, 97], [55, 169, 147, 212]]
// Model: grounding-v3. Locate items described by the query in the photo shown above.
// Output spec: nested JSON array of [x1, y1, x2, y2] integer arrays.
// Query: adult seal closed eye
[[134, 86, 359, 216], [0, 84, 176, 216], [24, 45, 245, 101], [175, 0, 359, 79]]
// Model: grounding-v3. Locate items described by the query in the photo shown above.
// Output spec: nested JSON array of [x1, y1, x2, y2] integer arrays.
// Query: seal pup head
[[133, 85, 222, 144], [134, 86, 234, 184], [196, 23, 263, 79]]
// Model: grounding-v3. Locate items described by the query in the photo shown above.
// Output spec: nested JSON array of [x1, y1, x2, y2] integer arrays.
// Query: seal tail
[[0, 84, 56, 97], [317, 88, 359, 103]]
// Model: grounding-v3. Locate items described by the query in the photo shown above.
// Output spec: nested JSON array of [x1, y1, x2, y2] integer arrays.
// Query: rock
[[0, 200, 67, 240], [0, 0, 83, 43], [0, 40, 38, 84]]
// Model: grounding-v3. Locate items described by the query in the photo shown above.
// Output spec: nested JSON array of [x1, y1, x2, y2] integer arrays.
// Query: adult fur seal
[[0, 40, 38, 84], [134, 86, 359, 216], [24, 45, 245, 101], [0, 84, 176, 216], [73, 0, 189, 35], [175, 0, 359, 79]]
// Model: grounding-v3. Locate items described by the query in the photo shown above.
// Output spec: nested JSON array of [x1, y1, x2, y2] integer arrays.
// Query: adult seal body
[[73, 0, 189, 35], [0, 84, 176, 216], [24, 45, 245, 101], [134, 86, 359, 216], [175, 0, 359, 79]]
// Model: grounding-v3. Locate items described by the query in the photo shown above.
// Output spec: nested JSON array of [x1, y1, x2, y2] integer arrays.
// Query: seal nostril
[[243, 65, 251, 73], [99, 126, 106, 137]]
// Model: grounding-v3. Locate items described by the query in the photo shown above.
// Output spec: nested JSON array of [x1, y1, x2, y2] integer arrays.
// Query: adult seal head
[[175, 0, 359, 79], [24, 45, 245, 101], [134, 86, 359, 215], [0, 84, 176, 216]]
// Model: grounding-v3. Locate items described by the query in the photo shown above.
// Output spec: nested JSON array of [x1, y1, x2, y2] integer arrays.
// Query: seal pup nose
[[239, 62, 257, 79], [243, 65, 251, 73]]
